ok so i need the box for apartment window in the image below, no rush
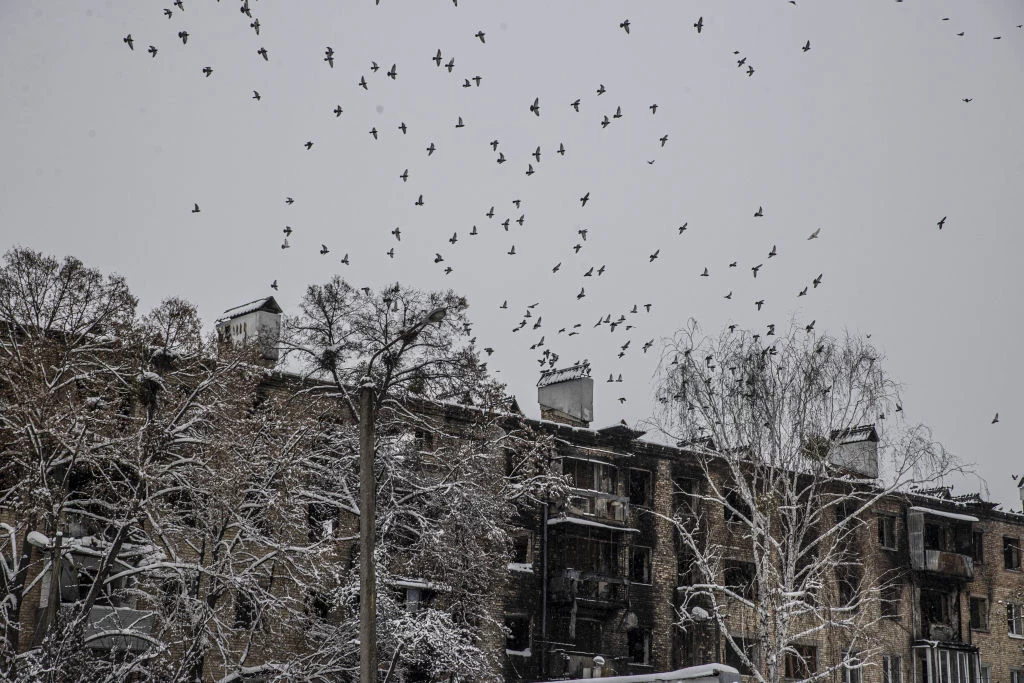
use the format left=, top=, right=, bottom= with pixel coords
left=628, top=627, right=652, bottom=665
left=1008, top=603, right=1024, bottom=636
left=881, top=582, right=902, bottom=619
left=979, top=666, right=990, bottom=683
left=724, top=637, right=760, bottom=676
left=921, top=588, right=952, bottom=625
left=970, top=597, right=989, bottom=631
left=724, top=489, right=752, bottom=525
left=1011, top=671, right=1024, bottom=683
left=971, top=532, right=984, bottom=564
left=1004, top=537, right=1021, bottom=570
left=724, top=561, right=758, bottom=601
left=629, top=546, right=652, bottom=584
left=234, top=589, right=259, bottom=629
left=628, top=469, right=652, bottom=508
left=878, top=515, right=897, bottom=550
left=674, top=476, right=697, bottom=516
left=843, top=652, right=863, bottom=683
left=575, top=618, right=603, bottom=649
left=784, top=645, right=817, bottom=679
left=836, top=565, right=862, bottom=609
left=404, top=586, right=434, bottom=613
left=307, top=503, right=337, bottom=541
left=511, top=532, right=532, bottom=564
left=505, top=615, right=530, bottom=652
left=882, top=655, right=903, bottom=683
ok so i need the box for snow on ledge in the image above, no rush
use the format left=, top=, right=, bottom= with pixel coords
left=508, top=562, right=534, bottom=573
left=506, top=648, right=532, bottom=657
left=547, top=516, right=639, bottom=533
left=909, top=506, right=979, bottom=523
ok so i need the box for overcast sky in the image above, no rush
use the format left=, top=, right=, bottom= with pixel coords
left=2, top=1, right=1022, bottom=508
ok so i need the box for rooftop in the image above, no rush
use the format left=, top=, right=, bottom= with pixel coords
left=537, top=361, right=591, bottom=388
left=216, top=296, right=282, bottom=323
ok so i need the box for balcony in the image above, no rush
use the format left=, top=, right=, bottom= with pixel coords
left=550, top=569, right=627, bottom=608
left=913, top=550, right=974, bottom=580
left=566, top=488, right=630, bottom=524
left=907, top=507, right=977, bottom=580
left=926, top=622, right=958, bottom=642
left=81, top=606, right=157, bottom=652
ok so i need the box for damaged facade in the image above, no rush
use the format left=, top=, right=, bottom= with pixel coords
left=500, top=365, right=1024, bottom=683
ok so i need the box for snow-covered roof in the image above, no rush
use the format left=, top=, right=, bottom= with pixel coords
left=536, top=664, right=740, bottom=683
left=217, top=296, right=283, bottom=323
left=830, top=424, right=878, bottom=444
left=546, top=516, right=639, bottom=533
left=537, top=362, right=591, bottom=388
left=597, top=422, right=646, bottom=441
left=909, top=506, right=979, bottom=523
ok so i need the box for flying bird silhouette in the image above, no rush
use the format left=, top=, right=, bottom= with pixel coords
left=694, top=16, right=703, bottom=33
left=191, top=203, right=200, bottom=213
left=530, top=97, right=540, bottom=116
left=937, top=216, right=946, bottom=229
left=475, top=30, right=485, bottom=43
left=124, top=34, right=134, bottom=50
left=754, top=206, right=763, bottom=217
left=325, top=47, right=334, bottom=67
left=802, top=40, right=811, bottom=52
left=580, top=192, right=590, bottom=207
left=620, top=19, right=630, bottom=33
left=808, top=228, right=820, bottom=240
left=202, top=66, right=213, bottom=77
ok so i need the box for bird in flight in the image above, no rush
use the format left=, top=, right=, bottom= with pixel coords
left=649, top=249, right=660, bottom=262
left=285, top=197, right=294, bottom=205
left=369, top=127, right=378, bottom=140
left=558, top=142, right=566, bottom=155
left=333, top=105, right=343, bottom=117
left=257, top=46, right=268, bottom=61
left=530, top=97, right=540, bottom=116
left=798, top=286, right=808, bottom=297
left=596, top=84, right=606, bottom=95
left=251, top=19, right=260, bottom=35
left=253, top=90, right=261, bottom=100
left=754, top=206, right=763, bottom=217
left=399, top=169, right=408, bottom=182
left=283, top=226, right=292, bottom=236
left=455, top=116, right=465, bottom=128
left=813, top=273, right=823, bottom=288
left=755, top=299, right=765, bottom=310
left=427, top=142, right=436, bottom=156
left=325, top=47, right=334, bottom=67
left=679, top=223, right=688, bottom=234
left=178, top=31, right=189, bottom=44
left=580, top=192, right=590, bottom=207
left=191, top=203, right=200, bottom=213
left=475, top=30, right=485, bottom=43
left=650, top=104, right=658, bottom=114
left=768, top=245, right=777, bottom=258
left=399, top=122, right=407, bottom=134
left=148, top=45, right=158, bottom=58
left=601, top=115, right=611, bottom=129
left=808, top=228, right=820, bottom=240
left=577, top=287, right=586, bottom=300
left=620, top=19, right=630, bottom=34
left=387, top=64, right=397, bottom=79
left=304, top=141, right=313, bottom=150
left=962, top=98, right=972, bottom=103
left=992, top=413, right=999, bottom=424
left=124, top=34, right=134, bottom=50
left=802, top=40, right=811, bottom=52
left=694, top=16, right=703, bottom=33
left=340, top=254, right=349, bottom=265
left=415, top=195, right=424, bottom=206
left=271, top=280, right=278, bottom=291
left=320, top=244, right=330, bottom=255
left=496, top=152, right=506, bottom=164
left=571, top=99, right=581, bottom=112
left=387, top=248, right=395, bottom=259
left=752, top=263, right=762, bottom=277
left=359, top=76, right=368, bottom=89
left=391, top=227, right=401, bottom=241
left=370, top=61, right=380, bottom=72
left=700, top=267, right=709, bottom=277
left=747, top=65, right=755, bottom=77
left=281, top=238, right=290, bottom=249
left=164, top=8, right=173, bottom=18
left=508, top=245, right=517, bottom=256
left=937, top=216, right=946, bottom=229
left=433, top=49, right=443, bottom=66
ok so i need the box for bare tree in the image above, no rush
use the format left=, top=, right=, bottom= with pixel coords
left=283, top=278, right=564, bottom=683
left=655, top=319, right=963, bottom=683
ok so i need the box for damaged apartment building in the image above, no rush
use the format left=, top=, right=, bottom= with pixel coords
left=500, top=364, right=1024, bottom=683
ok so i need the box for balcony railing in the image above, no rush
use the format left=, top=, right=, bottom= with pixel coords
left=911, top=550, right=974, bottom=580
left=550, top=569, right=628, bottom=608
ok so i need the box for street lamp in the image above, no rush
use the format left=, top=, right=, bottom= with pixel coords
left=360, top=306, right=446, bottom=683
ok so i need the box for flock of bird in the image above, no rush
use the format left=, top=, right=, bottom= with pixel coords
left=117, top=1, right=1018, bottom=423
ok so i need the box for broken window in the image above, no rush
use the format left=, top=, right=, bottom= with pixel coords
left=307, top=503, right=338, bottom=541
left=234, top=588, right=259, bottom=629
left=628, top=469, right=652, bottom=507
left=559, top=534, right=621, bottom=577
left=880, top=581, right=902, bottom=619
left=724, top=637, right=760, bottom=676
left=970, top=597, right=988, bottom=630
left=878, top=515, right=897, bottom=550
left=404, top=586, right=434, bottom=612
left=724, top=561, right=757, bottom=601
left=920, top=588, right=952, bottom=625
left=505, top=615, right=530, bottom=652
left=724, top=489, right=751, bottom=525
left=1004, top=537, right=1021, bottom=570
left=843, top=652, right=863, bottom=683
left=628, top=627, right=652, bottom=665
left=629, top=546, right=652, bottom=584
left=511, top=532, right=532, bottom=564
left=836, top=565, right=862, bottom=609
left=784, top=644, right=817, bottom=679
left=971, top=532, right=984, bottom=564
left=674, top=476, right=698, bottom=516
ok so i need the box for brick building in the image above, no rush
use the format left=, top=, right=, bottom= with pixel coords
left=499, top=366, right=1024, bottom=683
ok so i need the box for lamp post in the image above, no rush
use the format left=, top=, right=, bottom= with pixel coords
left=360, top=307, right=446, bottom=683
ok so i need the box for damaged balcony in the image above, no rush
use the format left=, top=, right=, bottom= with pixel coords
left=549, top=569, right=628, bottom=609
left=565, top=488, right=631, bottom=525
left=907, top=507, right=976, bottom=580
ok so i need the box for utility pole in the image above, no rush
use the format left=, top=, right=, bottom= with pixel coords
left=359, top=381, right=377, bottom=683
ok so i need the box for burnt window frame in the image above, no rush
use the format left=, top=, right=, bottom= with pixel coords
left=784, top=644, right=818, bottom=680
left=505, top=614, right=530, bottom=652
left=627, top=468, right=653, bottom=508
left=969, top=596, right=989, bottom=631
left=1004, top=537, right=1021, bottom=571
left=878, top=514, right=898, bottom=550
left=971, top=531, right=984, bottom=564
left=627, top=626, right=653, bottom=666
left=629, top=545, right=653, bottom=584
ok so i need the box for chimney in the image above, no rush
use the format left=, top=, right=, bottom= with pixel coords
left=538, top=362, right=593, bottom=428
left=215, top=296, right=283, bottom=364
left=827, top=424, right=879, bottom=479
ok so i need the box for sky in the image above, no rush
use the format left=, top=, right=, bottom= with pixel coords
left=1, top=1, right=1022, bottom=508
